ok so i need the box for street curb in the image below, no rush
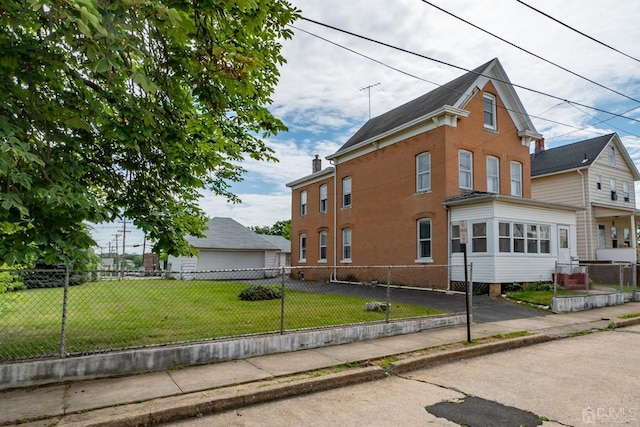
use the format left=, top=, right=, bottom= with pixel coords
left=40, top=367, right=389, bottom=427
left=613, top=316, right=640, bottom=328
left=20, top=325, right=636, bottom=427
left=388, top=334, right=555, bottom=375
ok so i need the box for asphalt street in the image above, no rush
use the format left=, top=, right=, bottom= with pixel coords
left=166, top=324, right=640, bottom=426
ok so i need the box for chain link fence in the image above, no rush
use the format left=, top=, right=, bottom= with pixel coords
left=0, top=265, right=469, bottom=362
left=554, top=262, right=638, bottom=299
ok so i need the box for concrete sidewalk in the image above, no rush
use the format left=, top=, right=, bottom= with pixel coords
left=3, top=303, right=640, bottom=427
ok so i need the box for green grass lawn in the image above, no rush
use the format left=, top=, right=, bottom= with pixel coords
left=506, top=290, right=585, bottom=306
left=507, top=283, right=636, bottom=307
left=0, top=279, right=445, bottom=360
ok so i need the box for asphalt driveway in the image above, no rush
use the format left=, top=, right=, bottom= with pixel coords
left=282, top=278, right=544, bottom=323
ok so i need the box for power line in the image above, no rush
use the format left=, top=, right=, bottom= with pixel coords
left=290, top=24, right=610, bottom=140
left=419, top=0, right=640, bottom=105
left=515, top=0, right=640, bottom=65
left=296, top=17, right=640, bottom=126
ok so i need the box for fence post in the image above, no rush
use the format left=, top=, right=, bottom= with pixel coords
left=634, top=263, right=638, bottom=301
left=60, top=268, right=70, bottom=358
left=280, top=266, right=285, bottom=334
left=619, top=263, right=624, bottom=293
left=385, top=266, right=391, bottom=323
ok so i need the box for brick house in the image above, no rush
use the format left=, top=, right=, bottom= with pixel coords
left=286, top=58, right=580, bottom=286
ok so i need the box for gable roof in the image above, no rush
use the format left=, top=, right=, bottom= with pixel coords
left=186, top=217, right=278, bottom=251
left=329, top=58, right=540, bottom=158
left=259, top=234, right=291, bottom=253
left=530, top=133, right=640, bottom=179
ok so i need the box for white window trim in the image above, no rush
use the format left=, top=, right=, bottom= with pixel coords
left=510, top=161, right=522, bottom=197
left=319, top=184, right=328, bottom=213
left=341, top=228, right=352, bottom=263
left=459, top=150, right=473, bottom=191
left=609, top=146, right=616, bottom=166
left=483, top=93, right=497, bottom=130
left=342, top=177, right=352, bottom=208
left=416, top=152, right=431, bottom=192
left=300, top=190, right=307, bottom=217
left=416, top=218, right=433, bottom=263
left=623, top=181, right=630, bottom=203
left=299, top=234, right=307, bottom=263
left=318, top=231, right=327, bottom=262
left=486, top=156, right=499, bottom=194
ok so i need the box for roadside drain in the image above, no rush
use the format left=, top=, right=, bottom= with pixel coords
left=425, top=396, right=543, bottom=426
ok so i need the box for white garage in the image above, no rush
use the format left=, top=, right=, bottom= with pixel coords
left=167, top=217, right=291, bottom=280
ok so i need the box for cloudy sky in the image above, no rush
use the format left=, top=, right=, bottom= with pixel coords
left=92, top=0, right=640, bottom=254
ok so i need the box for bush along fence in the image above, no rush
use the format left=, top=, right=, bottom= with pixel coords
left=0, top=265, right=470, bottom=362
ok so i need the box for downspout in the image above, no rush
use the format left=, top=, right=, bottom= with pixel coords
left=445, top=204, right=451, bottom=292
left=576, top=169, right=590, bottom=260
left=330, top=159, right=337, bottom=281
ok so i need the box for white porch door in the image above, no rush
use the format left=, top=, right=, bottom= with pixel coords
left=598, top=224, right=606, bottom=248
left=558, top=226, right=571, bottom=265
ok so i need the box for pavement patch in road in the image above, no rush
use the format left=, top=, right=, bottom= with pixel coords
left=425, top=396, right=543, bottom=427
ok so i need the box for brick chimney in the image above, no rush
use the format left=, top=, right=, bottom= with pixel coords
left=534, top=138, right=545, bottom=154
left=312, top=154, right=321, bottom=173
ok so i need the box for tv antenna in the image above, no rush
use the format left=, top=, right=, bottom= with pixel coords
left=360, top=82, right=381, bottom=120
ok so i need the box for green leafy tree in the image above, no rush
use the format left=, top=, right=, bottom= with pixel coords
left=249, top=219, right=290, bottom=240
left=0, top=0, right=299, bottom=266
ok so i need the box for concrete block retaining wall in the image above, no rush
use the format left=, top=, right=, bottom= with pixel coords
left=551, top=293, right=625, bottom=313
left=0, top=314, right=465, bottom=391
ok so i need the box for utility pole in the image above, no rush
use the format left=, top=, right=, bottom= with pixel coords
left=119, top=218, right=130, bottom=276
left=112, top=233, right=120, bottom=275
left=359, top=82, right=380, bottom=120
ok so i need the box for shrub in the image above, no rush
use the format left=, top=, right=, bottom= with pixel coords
left=0, top=266, right=26, bottom=316
left=238, top=285, right=283, bottom=301
left=21, top=262, right=87, bottom=289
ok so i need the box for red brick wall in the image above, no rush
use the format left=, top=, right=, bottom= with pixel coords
left=290, top=82, right=532, bottom=268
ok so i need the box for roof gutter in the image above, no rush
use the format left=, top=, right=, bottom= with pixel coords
left=327, top=105, right=469, bottom=161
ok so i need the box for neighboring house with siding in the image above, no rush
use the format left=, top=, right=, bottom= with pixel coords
left=287, top=58, right=580, bottom=287
left=168, top=217, right=291, bottom=279
left=531, top=133, right=640, bottom=262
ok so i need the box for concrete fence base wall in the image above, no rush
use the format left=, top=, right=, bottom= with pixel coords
left=0, top=314, right=465, bottom=391
left=551, top=293, right=625, bottom=313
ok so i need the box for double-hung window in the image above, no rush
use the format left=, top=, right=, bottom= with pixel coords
left=299, top=234, right=307, bottom=262
left=459, top=150, right=473, bottom=190
left=623, top=181, right=630, bottom=203
left=416, top=152, right=431, bottom=192
left=483, top=93, right=497, bottom=130
left=342, top=228, right=352, bottom=261
left=610, top=178, right=617, bottom=201
left=487, top=156, right=499, bottom=193
left=498, top=222, right=511, bottom=253
left=319, top=184, right=328, bottom=213
left=319, top=231, right=327, bottom=261
left=451, top=224, right=462, bottom=253
left=510, top=161, right=522, bottom=197
left=472, top=222, right=487, bottom=253
left=609, top=146, right=616, bottom=165
left=300, top=191, right=307, bottom=216
left=342, top=177, right=352, bottom=208
left=527, top=225, right=538, bottom=253
left=417, top=219, right=432, bottom=259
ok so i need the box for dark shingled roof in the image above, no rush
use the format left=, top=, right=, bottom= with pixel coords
left=335, top=59, right=496, bottom=153
left=530, top=134, right=614, bottom=176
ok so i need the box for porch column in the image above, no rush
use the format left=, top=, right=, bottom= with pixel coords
left=631, top=214, right=637, bottom=250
